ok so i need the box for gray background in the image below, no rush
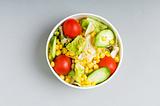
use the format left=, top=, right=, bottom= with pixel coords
left=0, top=0, right=160, bottom=106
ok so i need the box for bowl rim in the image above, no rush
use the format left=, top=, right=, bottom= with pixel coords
left=46, top=13, right=123, bottom=89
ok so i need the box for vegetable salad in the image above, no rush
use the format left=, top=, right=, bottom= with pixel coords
left=48, top=16, right=120, bottom=87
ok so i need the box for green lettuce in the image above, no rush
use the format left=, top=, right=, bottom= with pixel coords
left=87, top=17, right=107, bottom=33
left=66, top=36, right=86, bottom=55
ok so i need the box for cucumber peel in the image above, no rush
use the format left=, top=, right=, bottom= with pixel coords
left=49, top=36, right=56, bottom=60
left=88, top=67, right=111, bottom=84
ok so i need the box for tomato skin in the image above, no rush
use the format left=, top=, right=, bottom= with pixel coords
left=53, top=55, right=71, bottom=75
left=98, top=56, right=117, bottom=74
left=63, top=18, right=82, bottom=38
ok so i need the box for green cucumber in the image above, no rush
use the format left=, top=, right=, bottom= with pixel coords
left=95, top=29, right=114, bottom=47
left=88, top=67, right=111, bottom=84
left=49, top=36, right=56, bottom=60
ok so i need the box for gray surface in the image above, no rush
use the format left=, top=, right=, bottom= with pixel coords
left=0, top=0, right=160, bottom=106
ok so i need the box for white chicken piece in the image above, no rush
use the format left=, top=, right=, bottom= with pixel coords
left=78, top=34, right=96, bottom=62
left=85, top=22, right=95, bottom=36
left=111, top=46, right=119, bottom=58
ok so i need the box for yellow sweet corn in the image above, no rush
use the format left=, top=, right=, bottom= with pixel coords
left=93, top=64, right=99, bottom=70
left=56, top=45, right=59, bottom=50
left=59, top=75, right=65, bottom=80
left=88, top=62, right=94, bottom=69
left=56, top=39, right=60, bottom=44
left=91, top=82, right=96, bottom=86
left=50, top=61, right=55, bottom=67
left=69, top=51, right=75, bottom=57
left=105, top=50, right=111, bottom=57
left=65, top=51, right=70, bottom=56
left=109, top=39, right=115, bottom=45
left=82, top=74, right=87, bottom=80
left=100, top=53, right=105, bottom=58
left=102, top=36, right=107, bottom=41
left=65, top=76, right=71, bottom=83
left=115, top=55, right=120, bottom=62
left=96, top=59, right=100, bottom=63
left=85, top=67, right=89, bottom=74
left=89, top=69, right=93, bottom=73
left=91, top=31, right=96, bottom=37
left=56, top=50, right=61, bottom=56
left=48, top=53, right=52, bottom=61
left=59, top=44, right=63, bottom=49
left=62, top=48, right=67, bottom=54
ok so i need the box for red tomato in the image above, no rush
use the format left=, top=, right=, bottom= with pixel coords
left=53, top=55, right=71, bottom=75
left=98, top=56, right=117, bottom=74
left=63, top=18, right=82, bottom=38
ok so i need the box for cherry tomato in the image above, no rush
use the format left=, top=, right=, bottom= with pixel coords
left=53, top=55, right=71, bottom=75
left=63, top=18, right=82, bottom=38
left=98, top=56, right=117, bottom=74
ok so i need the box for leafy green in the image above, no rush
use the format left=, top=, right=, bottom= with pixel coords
left=74, top=63, right=84, bottom=83
left=66, top=36, right=86, bottom=55
left=87, top=17, right=107, bottom=33
left=68, top=70, right=75, bottom=78
left=81, top=18, right=89, bottom=30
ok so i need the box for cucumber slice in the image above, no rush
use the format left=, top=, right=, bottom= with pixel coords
left=88, top=67, right=110, bottom=84
left=95, top=29, right=114, bottom=47
left=49, top=36, right=56, bottom=60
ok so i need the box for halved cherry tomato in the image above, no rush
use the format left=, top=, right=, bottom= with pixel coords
left=53, top=55, right=71, bottom=75
left=63, top=18, right=82, bottom=38
left=98, top=56, right=117, bottom=74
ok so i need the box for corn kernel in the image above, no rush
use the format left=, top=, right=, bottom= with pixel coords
left=91, top=82, right=96, bottom=86
left=56, top=39, right=60, bottom=45
left=96, top=59, right=100, bottom=63
left=65, top=76, right=71, bottom=83
left=115, top=55, right=120, bottom=62
left=81, top=77, right=85, bottom=82
left=84, top=80, right=91, bottom=85
left=88, top=62, right=94, bottom=69
left=69, top=51, right=75, bottom=56
left=100, top=53, right=105, bottom=58
left=85, top=67, right=89, bottom=74
left=50, top=61, right=55, bottom=67
left=91, top=31, right=96, bottom=37
left=65, top=51, right=70, bottom=56
left=56, top=50, right=61, bottom=56
left=60, top=75, right=65, bottom=80
left=109, top=39, right=115, bottom=45
left=102, top=36, right=107, bottom=41
left=62, top=48, right=67, bottom=54
left=56, top=45, right=59, bottom=50
left=82, top=74, right=87, bottom=80
left=105, top=51, right=111, bottom=57
left=89, top=69, right=93, bottom=73
left=48, top=53, right=52, bottom=61
left=82, top=59, right=87, bottom=64
left=93, top=64, right=99, bottom=70
left=59, top=44, right=63, bottom=49
left=93, top=60, right=97, bottom=64
left=74, top=56, right=78, bottom=60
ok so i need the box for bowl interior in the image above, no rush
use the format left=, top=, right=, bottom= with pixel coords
left=46, top=13, right=123, bottom=89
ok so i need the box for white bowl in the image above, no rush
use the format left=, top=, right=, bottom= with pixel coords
left=46, top=13, right=123, bottom=89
